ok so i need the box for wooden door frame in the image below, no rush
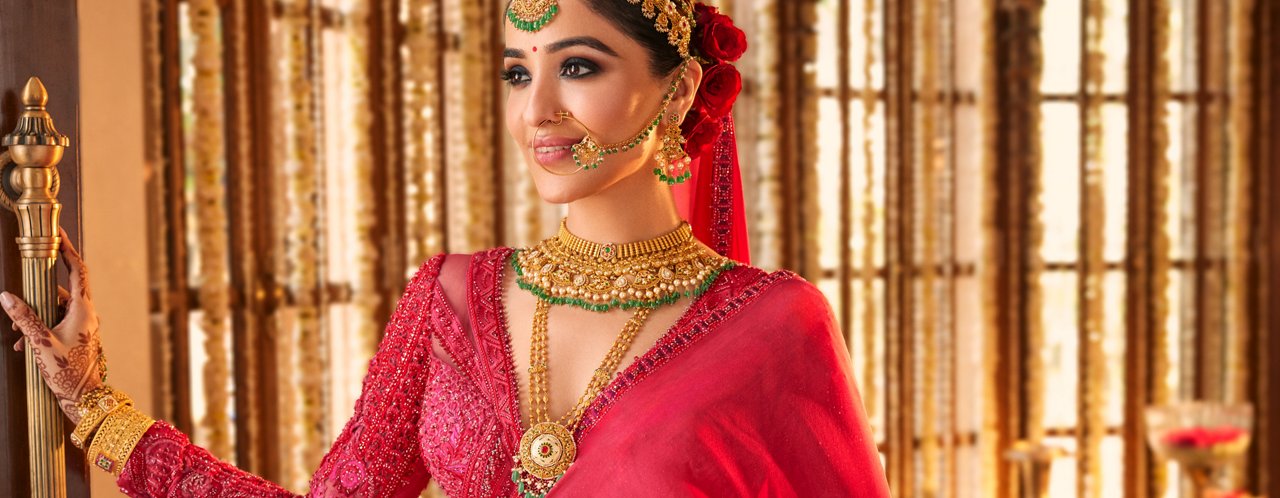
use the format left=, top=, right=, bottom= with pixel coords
left=1256, top=0, right=1280, bottom=494
left=0, top=0, right=89, bottom=496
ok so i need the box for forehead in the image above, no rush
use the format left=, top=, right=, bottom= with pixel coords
left=504, top=0, right=638, bottom=53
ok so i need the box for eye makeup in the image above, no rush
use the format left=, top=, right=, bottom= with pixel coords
left=500, top=56, right=602, bottom=86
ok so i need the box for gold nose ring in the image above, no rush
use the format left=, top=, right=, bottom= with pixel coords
left=554, top=111, right=572, bottom=121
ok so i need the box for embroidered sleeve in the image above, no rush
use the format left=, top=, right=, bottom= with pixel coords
left=117, top=255, right=445, bottom=497
left=116, top=422, right=295, bottom=497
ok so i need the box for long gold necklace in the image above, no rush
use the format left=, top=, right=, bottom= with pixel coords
left=510, top=221, right=733, bottom=497
left=511, top=301, right=651, bottom=497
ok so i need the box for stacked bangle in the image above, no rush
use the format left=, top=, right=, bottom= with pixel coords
left=71, top=385, right=132, bottom=449
left=86, top=405, right=155, bottom=476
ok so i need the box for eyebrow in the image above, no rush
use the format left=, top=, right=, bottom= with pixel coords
left=547, top=36, right=618, bottom=56
left=502, top=36, right=620, bottom=59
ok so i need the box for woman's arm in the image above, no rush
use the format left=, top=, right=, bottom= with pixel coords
left=116, top=254, right=445, bottom=497
left=3, top=235, right=443, bottom=497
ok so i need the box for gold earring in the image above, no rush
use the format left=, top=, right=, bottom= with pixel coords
left=654, top=112, right=691, bottom=185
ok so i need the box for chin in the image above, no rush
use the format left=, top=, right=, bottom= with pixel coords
left=529, top=173, right=611, bottom=204
left=531, top=181, right=580, bottom=205
left=526, top=159, right=637, bottom=204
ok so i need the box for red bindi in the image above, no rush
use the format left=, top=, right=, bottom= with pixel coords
left=532, top=46, right=538, bottom=52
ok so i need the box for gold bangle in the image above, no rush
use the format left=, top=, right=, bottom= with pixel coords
left=76, top=385, right=116, bottom=414
left=72, top=385, right=133, bottom=449
left=86, top=405, right=155, bottom=476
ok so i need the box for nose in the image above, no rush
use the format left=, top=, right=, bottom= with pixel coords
left=521, top=74, right=565, bottom=131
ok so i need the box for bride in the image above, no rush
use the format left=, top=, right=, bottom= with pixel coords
left=4, top=0, right=889, bottom=496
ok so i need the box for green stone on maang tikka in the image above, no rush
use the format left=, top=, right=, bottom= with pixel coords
left=507, top=3, right=558, bottom=33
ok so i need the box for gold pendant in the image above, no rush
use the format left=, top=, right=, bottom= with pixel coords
left=512, top=422, right=576, bottom=497
left=519, top=422, right=576, bottom=478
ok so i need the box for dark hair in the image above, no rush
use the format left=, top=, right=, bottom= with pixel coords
left=583, top=1, right=685, bottom=76
left=505, top=0, right=686, bottom=77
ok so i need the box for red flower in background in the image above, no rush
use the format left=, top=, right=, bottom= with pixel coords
left=1161, top=425, right=1247, bottom=448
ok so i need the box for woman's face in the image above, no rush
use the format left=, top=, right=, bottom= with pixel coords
left=503, top=0, right=698, bottom=204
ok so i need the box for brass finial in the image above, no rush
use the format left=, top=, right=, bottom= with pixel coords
left=22, top=76, right=49, bottom=107
left=1, top=77, right=69, bottom=147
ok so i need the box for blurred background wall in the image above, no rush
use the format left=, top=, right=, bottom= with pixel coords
left=78, top=1, right=151, bottom=497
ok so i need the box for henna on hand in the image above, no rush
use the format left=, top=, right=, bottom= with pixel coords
left=0, top=231, right=107, bottom=423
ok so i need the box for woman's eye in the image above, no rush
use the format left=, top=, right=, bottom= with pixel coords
left=501, top=67, right=531, bottom=86
left=560, top=58, right=599, bottom=79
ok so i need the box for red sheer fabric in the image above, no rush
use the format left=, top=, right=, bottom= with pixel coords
left=673, top=115, right=751, bottom=265
left=117, top=249, right=887, bottom=497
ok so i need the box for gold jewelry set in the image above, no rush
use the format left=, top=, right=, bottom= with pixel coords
left=518, top=0, right=698, bottom=185
left=509, top=2, right=715, bottom=495
left=71, top=385, right=156, bottom=476
left=510, top=220, right=733, bottom=497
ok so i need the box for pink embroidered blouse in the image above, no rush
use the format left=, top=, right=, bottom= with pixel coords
left=115, top=248, right=889, bottom=497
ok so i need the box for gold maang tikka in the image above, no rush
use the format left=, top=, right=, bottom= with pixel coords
left=508, top=1, right=695, bottom=59
left=508, top=0, right=560, bottom=32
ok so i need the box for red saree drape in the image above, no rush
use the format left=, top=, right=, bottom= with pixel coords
left=116, top=249, right=888, bottom=497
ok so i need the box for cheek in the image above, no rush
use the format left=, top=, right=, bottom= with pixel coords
left=505, top=90, right=526, bottom=144
left=570, top=86, right=646, bottom=142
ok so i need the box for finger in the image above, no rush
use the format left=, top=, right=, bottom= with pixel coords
left=58, top=229, right=90, bottom=301
left=0, top=292, right=55, bottom=346
left=57, top=286, right=70, bottom=307
left=58, top=227, right=83, bottom=263
left=13, top=338, right=22, bottom=352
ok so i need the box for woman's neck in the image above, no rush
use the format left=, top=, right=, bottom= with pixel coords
left=564, top=170, right=682, bottom=244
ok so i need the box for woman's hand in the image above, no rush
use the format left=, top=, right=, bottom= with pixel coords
left=1, top=228, right=104, bottom=424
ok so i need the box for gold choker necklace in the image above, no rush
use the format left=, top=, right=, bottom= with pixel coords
left=512, top=220, right=735, bottom=312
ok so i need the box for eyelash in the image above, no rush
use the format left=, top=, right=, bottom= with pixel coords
left=500, top=67, right=530, bottom=86
left=500, top=58, right=600, bottom=87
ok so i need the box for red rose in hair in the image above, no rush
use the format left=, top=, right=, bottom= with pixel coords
left=685, top=117, right=720, bottom=158
left=695, top=63, right=742, bottom=119
left=694, top=4, right=747, bottom=63
left=681, top=106, right=709, bottom=137
left=680, top=106, right=713, bottom=158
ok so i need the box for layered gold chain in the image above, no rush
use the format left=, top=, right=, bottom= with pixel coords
left=528, top=299, right=652, bottom=429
